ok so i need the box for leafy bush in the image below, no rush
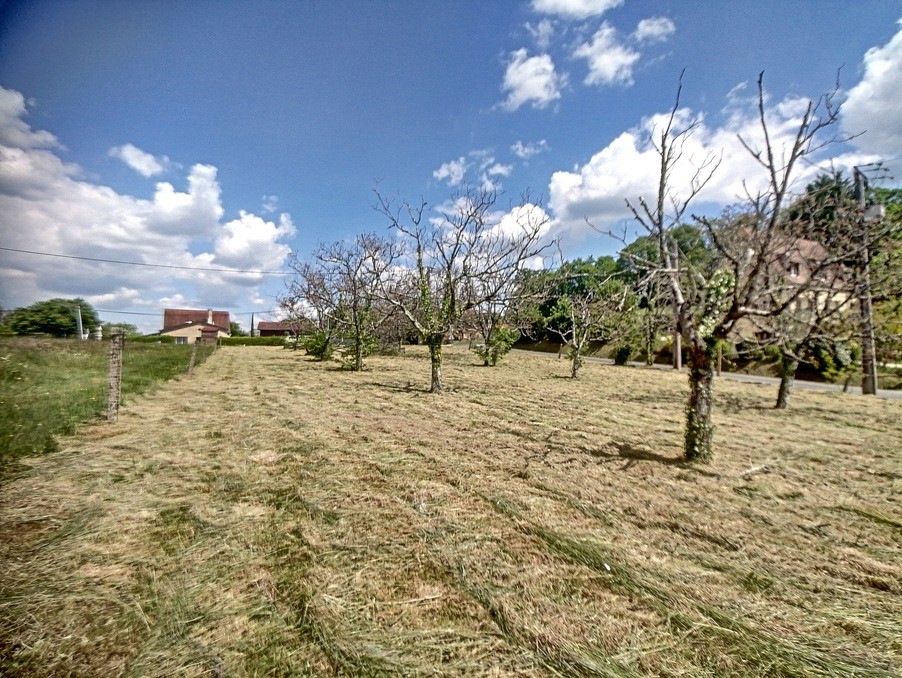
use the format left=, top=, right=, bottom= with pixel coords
left=473, top=327, right=519, bottom=366
left=613, top=344, right=633, bottom=365
left=809, top=339, right=861, bottom=382
left=302, top=331, right=333, bottom=361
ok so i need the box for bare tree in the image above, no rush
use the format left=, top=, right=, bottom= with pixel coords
left=629, top=73, right=844, bottom=462
left=284, top=233, right=397, bottom=369
left=374, top=186, right=553, bottom=392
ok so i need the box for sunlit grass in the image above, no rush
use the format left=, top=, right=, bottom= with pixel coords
left=0, top=346, right=899, bottom=676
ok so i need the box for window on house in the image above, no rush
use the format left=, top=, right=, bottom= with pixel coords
left=787, top=262, right=800, bottom=277
left=175, top=337, right=188, bottom=344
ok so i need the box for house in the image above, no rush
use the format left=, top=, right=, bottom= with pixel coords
left=733, top=234, right=852, bottom=344
left=257, top=319, right=312, bottom=337
left=160, top=308, right=231, bottom=344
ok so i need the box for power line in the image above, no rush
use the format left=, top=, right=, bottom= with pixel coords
left=95, top=308, right=281, bottom=317
left=0, top=246, right=291, bottom=275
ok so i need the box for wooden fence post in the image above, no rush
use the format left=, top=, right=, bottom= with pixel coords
left=107, top=329, right=124, bottom=422
left=188, top=342, right=198, bottom=375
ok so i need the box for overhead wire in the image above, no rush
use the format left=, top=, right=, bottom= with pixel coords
left=0, top=246, right=291, bottom=275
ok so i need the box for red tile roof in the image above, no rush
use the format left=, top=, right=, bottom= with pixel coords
left=162, top=308, right=230, bottom=333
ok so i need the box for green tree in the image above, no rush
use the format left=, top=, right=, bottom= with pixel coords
left=7, top=298, right=100, bottom=337
left=534, top=257, right=637, bottom=378
left=229, top=321, right=248, bottom=337
left=102, top=322, right=139, bottom=337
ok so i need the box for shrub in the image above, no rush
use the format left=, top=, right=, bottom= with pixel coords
left=613, top=344, right=633, bottom=365
left=809, top=339, right=861, bottom=382
left=302, top=331, right=333, bottom=361
left=473, top=327, right=519, bottom=366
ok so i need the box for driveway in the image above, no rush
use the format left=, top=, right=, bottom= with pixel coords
left=513, top=349, right=902, bottom=400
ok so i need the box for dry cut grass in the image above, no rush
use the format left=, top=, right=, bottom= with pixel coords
left=1, top=346, right=900, bottom=676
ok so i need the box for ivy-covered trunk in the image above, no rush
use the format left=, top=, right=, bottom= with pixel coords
left=427, top=335, right=443, bottom=393
left=570, top=344, right=582, bottom=379
left=353, top=335, right=364, bottom=372
left=684, top=339, right=715, bottom=463
left=775, top=351, right=798, bottom=410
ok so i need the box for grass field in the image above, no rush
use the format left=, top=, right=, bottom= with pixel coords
left=0, top=345, right=899, bottom=676
left=0, top=337, right=214, bottom=474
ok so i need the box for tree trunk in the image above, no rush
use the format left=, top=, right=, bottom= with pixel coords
left=570, top=345, right=582, bottom=379
left=428, top=337, right=443, bottom=393
left=354, top=338, right=364, bottom=372
left=775, top=352, right=798, bottom=410
left=684, top=339, right=715, bottom=463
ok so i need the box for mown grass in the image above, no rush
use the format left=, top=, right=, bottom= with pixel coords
left=0, top=345, right=899, bottom=676
left=0, top=337, right=214, bottom=474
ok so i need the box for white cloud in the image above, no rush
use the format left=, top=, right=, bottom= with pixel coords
left=500, top=49, right=564, bottom=111
left=485, top=162, right=513, bottom=177
left=547, top=92, right=874, bottom=241
left=433, top=156, right=469, bottom=186
left=511, top=139, right=550, bottom=159
left=843, top=20, right=902, bottom=159
left=573, top=23, right=640, bottom=86
left=261, top=194, right=279, bottom=213
left=0, top=87, right=58, bottom=149
left=108, top=143, right=168, bottom=177
left=214, top=211, right=295, bottom=273
left=496, top=202, right=552, bottom=240
left=0, top=87, right=295, bottom=331
left=632, top=17, right=675, bottom=43
left=531, top=0, right=622, bottom=20
left=526, top=19, right=556, bottom=50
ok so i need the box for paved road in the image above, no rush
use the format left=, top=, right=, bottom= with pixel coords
left=513, top=349, right=902, bottom=400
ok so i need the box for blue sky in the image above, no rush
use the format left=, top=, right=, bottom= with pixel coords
left=1, top=0, right=901, bottom=333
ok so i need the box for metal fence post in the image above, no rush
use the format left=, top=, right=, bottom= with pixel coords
left=107, top=329, right=124, bottom=422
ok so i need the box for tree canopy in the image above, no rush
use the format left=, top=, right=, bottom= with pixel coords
left=5, top=298, right=100, bottom=337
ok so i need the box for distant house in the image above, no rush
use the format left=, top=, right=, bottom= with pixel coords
left=733, top=235, right=851, bottom=343
left=257, top=319, right=312, bottom=337
left=160, top=308, right=231, bottom=344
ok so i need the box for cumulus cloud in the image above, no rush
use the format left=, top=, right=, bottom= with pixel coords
left=632, top=17, right=675, bottom=43
left=547, top=91, right=874, bottom=240
left=531, top=0, right=622, bottom=20
left=495, top=202, right=552, bottom=240
left=843, top=20, right=902, bottom=159
left=214, top=211, right=295, bottom=272
left=0, top=87, right=58, bottom=149
left=573, top=23, right=640, bottom=86
left=500, top=49, right=564, bottom=111
left=108, top=143, right=168, bottom=177
left=433, top=156, right=469, bottom=186
left=0, top=87, right=295, bottom=330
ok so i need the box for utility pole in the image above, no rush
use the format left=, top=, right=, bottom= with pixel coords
left=671, top=242, right=681, bottom=370
left=74, top=305, right=84, bottom=340
left=853, top=167, right=879, bottom=395
left=251, top=312, right=255, bottom=338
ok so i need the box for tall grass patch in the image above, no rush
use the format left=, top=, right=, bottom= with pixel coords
left=0, top=337, right=213, bottom=472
